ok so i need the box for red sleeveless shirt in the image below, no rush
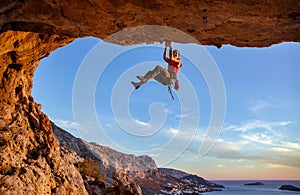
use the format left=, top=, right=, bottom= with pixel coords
left=167, top=59, right=182, bottom=76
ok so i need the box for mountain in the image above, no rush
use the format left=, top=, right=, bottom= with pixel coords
left=160, top=168, right=224, bottom=190
left=52, top=122, right=143, bottom=194
left=159, top=168, right=190, bottom=179
left=180, top=174, right=224, bottom=189
left=53, top=122, right=157, bottom=174
left=52, top=122, right=224, bottom=194
left=88, top=142, right=157, bottom=174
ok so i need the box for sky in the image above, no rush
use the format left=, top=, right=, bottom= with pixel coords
left=32, top=37, right=300, bottom=180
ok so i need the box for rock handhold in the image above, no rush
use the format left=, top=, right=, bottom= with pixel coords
left=29, top=112, right=40, bottom=128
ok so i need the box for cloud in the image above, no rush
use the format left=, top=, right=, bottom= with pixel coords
left=271, top=147, right=293, bottom=153
left=235, top=159, right=245, bottom=162
left=248, top=100, right=272, bottom=114
left=207, top=139, right=246, bottom=159
left=223, top=120, right=292, bottom=133
left=180, top=119, right=300, bottom=168
left=53, top=119, right=79, bottom=130
left=282, top=141, right=300, bottom=150
left=134, top=119, right=151, bottom=127
left=265, top=163, right=285, bottom=168
left=204, top=133, right=300, bottom=168
left=215, top=164, right=225, bottom=168
left=148, top=153, right=160, bottom=157
left=106, top=123, right=112, bottom=128
left=238, top=164, right=254, bottom=168
left=149, top=142, right=163, bottom=147
left=52, top=118, right=102, bottom=136
left=175, top=107, right=198, bottom=120
left=210, top=146, right=300, bottom=168
left=165, top=104, right=178, bottom=115
left=164, top=126, right=202, bottom=141
left=52, top=118, right=95, bottom=137
left=167, top=128, right=179, bottom=135
left=241, top=133, right=273, bottom=145
left=260, top=145, right=300, bottom=168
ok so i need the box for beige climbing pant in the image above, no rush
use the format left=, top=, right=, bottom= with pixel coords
left=145, top=65, right=176, bottom=86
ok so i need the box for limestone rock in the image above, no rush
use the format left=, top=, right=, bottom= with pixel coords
left=52, top=123, right=145, bottom=195
left=0, top=31, right=85, bottom=194
left=1, top=0, right=300, bottom=47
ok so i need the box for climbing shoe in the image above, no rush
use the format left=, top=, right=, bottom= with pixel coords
left=131, top=81, right=141, bottom=89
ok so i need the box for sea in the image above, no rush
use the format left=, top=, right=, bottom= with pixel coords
left=206, top=180, right=300, bottom=195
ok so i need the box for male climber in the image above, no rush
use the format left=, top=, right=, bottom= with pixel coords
left=131, top=41, right=182, bottom=90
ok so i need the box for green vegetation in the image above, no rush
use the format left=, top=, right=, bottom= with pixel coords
left=77, top=158, right=106, bottom=182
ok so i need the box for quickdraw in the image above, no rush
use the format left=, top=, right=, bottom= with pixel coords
left=168, top=86, right=174, bottom=100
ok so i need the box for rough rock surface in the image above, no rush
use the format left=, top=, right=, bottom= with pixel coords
left=52, top=122, right=143, bottom=195
left=88, top=143, right=157, bottom=175
left=0, top=0, right=300, bottom=194
left=1, top=0, right=300, bottom=47
left=160, top=168, right=224, bottom=189
left=52, top=122, right=157, bottom=175
left=159, top=168, right=190, bottom=179
left=0, top=31, right=87, bottom=194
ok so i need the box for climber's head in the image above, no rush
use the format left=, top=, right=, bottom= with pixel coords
left=173, top=50, right=179, bottom=58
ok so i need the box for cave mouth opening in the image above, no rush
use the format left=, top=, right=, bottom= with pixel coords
left=32, top=37, right=300, bottom=157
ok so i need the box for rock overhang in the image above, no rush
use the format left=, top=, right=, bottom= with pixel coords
left=1, top=0, right=300, bottom=47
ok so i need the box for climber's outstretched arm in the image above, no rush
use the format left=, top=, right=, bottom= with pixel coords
left=163, top=47, right=169, bottom=62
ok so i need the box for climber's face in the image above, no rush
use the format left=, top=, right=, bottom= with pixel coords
left=173, top=51, right=178, bottom=58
